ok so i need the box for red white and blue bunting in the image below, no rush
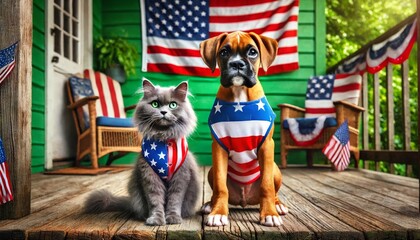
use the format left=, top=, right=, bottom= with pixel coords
left=336, top=18, right=417, bottom=74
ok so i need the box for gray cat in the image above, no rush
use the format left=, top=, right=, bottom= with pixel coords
left=84, top=79, right=200, bottom=226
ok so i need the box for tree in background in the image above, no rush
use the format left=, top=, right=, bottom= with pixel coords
left=326, top=0, right=418, bottom=177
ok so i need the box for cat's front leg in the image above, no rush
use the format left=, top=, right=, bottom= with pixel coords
left=165, top=166, right=190, bottom=224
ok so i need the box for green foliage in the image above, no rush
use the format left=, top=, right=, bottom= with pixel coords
left=95, top=37, right=139, bottom=76
left=326, top=0, right=418, bottom=177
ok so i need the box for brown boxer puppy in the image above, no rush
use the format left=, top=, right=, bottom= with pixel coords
left=200, top=31, right=288, bottom=227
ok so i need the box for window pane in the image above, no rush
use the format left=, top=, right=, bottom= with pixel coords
left=72, top=20, right=78, bottom=38
left=54, top=29, right=61, bottom=54
left=54, top=7, right=60, bottom=26
left=64, top=14, right=70, bottom=33
left=72, top=0, right=79, bottom=19
left=64, top=0, right=70, bottom=13
left=54, top=0, right=61, bottom=6
left=64, top=34, right=70, bottom=59
left=72, top=39, right=79, bottom=63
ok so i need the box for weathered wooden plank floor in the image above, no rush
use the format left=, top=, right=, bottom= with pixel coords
left=0, top=166, right=419, bottom=240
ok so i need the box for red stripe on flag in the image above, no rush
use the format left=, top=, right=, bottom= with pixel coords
left=209, top=1, right=298, bottom=23
left=219, top=136, right=263, bottom=152
left=333, top=83, right=361, bottom=93
left=94, top=72, right=108, bottom=116
left=263, top=62, right=299, bottom=75
left=148, top=46, right=201, bottom=57
left=305, top=108, right=336, bottom=114
left=148, top=64, right=219, bottom=77
left=105, top=75, right=120, bottom=118
left=210, top=0, right=281, bottom=7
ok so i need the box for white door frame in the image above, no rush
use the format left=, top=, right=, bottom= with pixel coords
left=44, top=0, right=93, bottom=170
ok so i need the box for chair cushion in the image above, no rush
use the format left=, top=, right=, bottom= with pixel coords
left=69, top=76, right=95, bottom=131
left=96, top=117, right=135, bottom=128
left=83, top=69, right=126, bottom=118
left=283, top=117, right=337, bottom=133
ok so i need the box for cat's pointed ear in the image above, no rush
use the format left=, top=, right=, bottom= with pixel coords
left=174, top=81, right=188, bottom=101
left=142, top=78, right=156, bottom=98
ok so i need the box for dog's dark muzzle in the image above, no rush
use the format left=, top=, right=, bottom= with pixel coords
left=220, top=59, right=256, bottom=88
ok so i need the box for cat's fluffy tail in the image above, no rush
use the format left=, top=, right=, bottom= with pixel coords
left=84, top=189, right=130, bottom=213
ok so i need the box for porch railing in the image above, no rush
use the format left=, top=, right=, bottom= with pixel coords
left=327, top=14, right=419, bottom=177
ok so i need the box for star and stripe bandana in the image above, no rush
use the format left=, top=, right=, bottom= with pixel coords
left=322, top=120, right=351, bottom=171
left=0, top=137, right=13, bottom=204
left=141, top=0, right=300, bottom=76
left=142, top=137, right=188, bottom=180
left=208, top=97, right=275, bottom=185
left=0, top=42, right=18, bottom=85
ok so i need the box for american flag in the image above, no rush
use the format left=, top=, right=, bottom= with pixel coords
left=0, top=42, right=18, bottom=85
left=142, top=137, right=188, bottom=180
left=208, top=97, right=275, bottom=185
left=140, top=0, right=299, bottom=76
left=322, top=120, right=350, bottom=171
left=0, top=137, right=13, bottom=204
left=305, top=73, right=361, bottom=118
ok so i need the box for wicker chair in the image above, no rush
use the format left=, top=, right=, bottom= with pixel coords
left=278, top=73, right=364, bottom=168
left=66, top=69, right=141, bottom=168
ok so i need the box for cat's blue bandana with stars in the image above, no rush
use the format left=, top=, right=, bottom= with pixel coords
left=142, top=137, right=188, bottom=181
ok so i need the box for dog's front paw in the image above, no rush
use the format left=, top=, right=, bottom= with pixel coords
left=276, top=204, right=289, bottom=215
left=201, top=201, right=212, bottom=214
left=206, top=214, right=229, bottom=226
left=260, top=215, right=283, bottom=227
left=166, top=213, right=182, bottom=225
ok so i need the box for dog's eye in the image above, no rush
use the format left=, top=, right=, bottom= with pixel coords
left=248, top=48, right=258, bottom=58
left=219, top=49, right=229, bottom=57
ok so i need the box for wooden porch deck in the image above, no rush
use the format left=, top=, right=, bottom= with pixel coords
left=0, top=166, right=419, bottom=240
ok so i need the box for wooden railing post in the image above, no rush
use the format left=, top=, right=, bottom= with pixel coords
left=386, top=64, right=395, bottom=174
left=0, top=0, right=32, bottom=219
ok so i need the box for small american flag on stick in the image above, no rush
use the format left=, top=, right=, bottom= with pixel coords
left=0, top=137, right=13, bottom=204
left=322, top=120, right=351, bottom=171
left=0, top=42, right=18, bottom=85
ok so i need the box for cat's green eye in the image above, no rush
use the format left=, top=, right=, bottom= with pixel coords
left=169, top=102, right=178, bottom=109
left=151, top=101, right=160, bottom=108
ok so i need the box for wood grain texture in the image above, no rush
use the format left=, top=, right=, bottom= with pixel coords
left=0, top=0, right=33, bottom=219
left=0, top=167, right=419, bottom=239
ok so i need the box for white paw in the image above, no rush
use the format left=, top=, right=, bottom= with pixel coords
left=201, top=202, right=212, bottom=214
left=260, top=215, right=283, bottom=227
left=276, top=204, right=289, bottom=215
left=206, top=214, right=229, bottom=226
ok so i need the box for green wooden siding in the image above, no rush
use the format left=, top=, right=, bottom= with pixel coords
left=100, top=0, right=326, bottom=165
left=32, top=0, right=46, bottom=173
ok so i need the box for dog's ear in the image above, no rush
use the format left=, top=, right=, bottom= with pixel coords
left=200, top=33, right=228, bottom=72
left=249, top=32, right=278, bottom=72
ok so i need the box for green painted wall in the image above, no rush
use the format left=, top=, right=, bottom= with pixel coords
left=101, top=0, right=326, bottom=165
left=32, top=0, right=46, bottom=173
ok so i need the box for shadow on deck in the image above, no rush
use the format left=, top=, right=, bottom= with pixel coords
left=0, top=166, right=419, bottom=240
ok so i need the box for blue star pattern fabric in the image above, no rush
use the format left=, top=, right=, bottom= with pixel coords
left=208, top=97, right=275, bottom=185
left=142, top=137, right=188, bottom=181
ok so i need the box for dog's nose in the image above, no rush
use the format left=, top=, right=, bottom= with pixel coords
left=229, top=60, right=246, bottom=70
left=160, top=111, right=167, bottom=115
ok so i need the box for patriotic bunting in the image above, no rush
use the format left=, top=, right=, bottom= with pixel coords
left=323, top=120, right=351, bottom=171
left=0, top=137, right=13, bottom=205
left=140, top=0, right=300, bottom=77
left=336, top=18, right=417, bottom=74
left=0, top=42, right=18, bottom=85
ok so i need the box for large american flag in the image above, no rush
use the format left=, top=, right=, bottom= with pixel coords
left=322, top=120, right=350, bottom=171
left=208, top=97, right=275, bottom=185
left=0, top=138, right=13, bottom=204
left=0, top=42, right=17, bottom=85
left=140, top=0, right=299, bottom=76
left=142, top=137, right=188, bottom=180
left=305, top=73, right=362, bottom=118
